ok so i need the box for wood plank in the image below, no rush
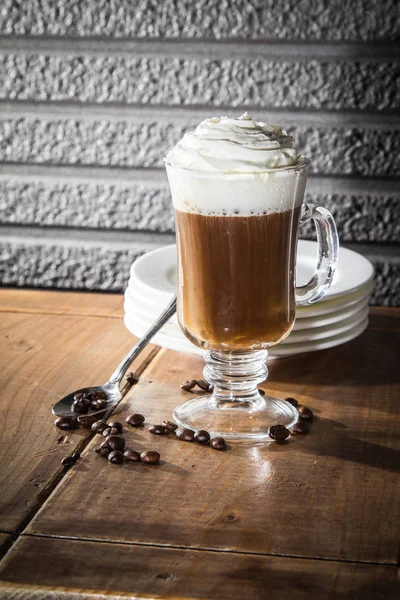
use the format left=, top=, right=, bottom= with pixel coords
left=0, top=534, right=15, bottom=560
left=0, top=536, right=398, bottom=600
left=0, top=309, right=157, bottom=534
left=26, top=312, right=400, bottom=564
left=0, top=289, right=124, bottom=318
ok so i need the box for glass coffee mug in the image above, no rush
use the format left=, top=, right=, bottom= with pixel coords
left=166, top=158, right=339, bottom=440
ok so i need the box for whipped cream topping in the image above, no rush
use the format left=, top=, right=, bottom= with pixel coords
left=165, top=113, right=308, bottom=216
left=165, top=113, right=301, bottom=173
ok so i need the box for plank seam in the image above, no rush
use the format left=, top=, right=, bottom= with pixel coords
left=19, top=531, right=398, bottom=567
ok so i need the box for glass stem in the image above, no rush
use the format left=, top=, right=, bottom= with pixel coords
left=203, top=350, right=268, bottom=404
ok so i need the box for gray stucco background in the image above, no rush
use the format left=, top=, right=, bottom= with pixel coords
left=0, top=0, right=399, bottom=305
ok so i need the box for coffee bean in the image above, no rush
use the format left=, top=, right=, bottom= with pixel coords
left=102, top=427, right=120, bottom=437
left=268, top=424, right=290, bottom=441
left=210, top=437, right=226, bottom=450
left=162, top=420, right=178, bottom=432
left=85, top=389, right=97, bottom=401
left=180, top=379, right=197, bottom=391
left=194, top=430, right=210, bottom=444
left=140, top=450, right=160, bottom=465
left=71, top=452, right=81, bottom=460
left=176, top=428, right=195, bottom=442
left=298, top=407, right=314, bottom=421
left=285, top=397, right=299, bottom=408
left=94, top=446, right=110, bottom=458
left=258, top=389, right=266, bottom=396
left=197, top=380, right=213, bottom=392
left=95, top=390, right=108, bottom=400
left=91, top=420, right=108, bottom=434
left=149, top=424, right=167, bottom=436
left=125, top=371, right=138, bottom=385
left=77, top=414, right=98, bottom=429
left=291, top=421, right=309, bottom=435
left=108, top=450, right=123, bottom=464
left=105, top=435, right=125, bottom=451
left=74, top=392, right=84, bottom=401
left=91, top=397, right=107, bottom=411
left=124, top=449, right=141, bottom=462
left=55, top=416, right=78, bottom=430
left=108, top=421, right=123, bottom=433
left=72, top=397, right=91, bottom=413
left=126, top=413, right=145, bottom=427
left=100, top=440, right=111, bottom=450
left=61, top=456, right=76, bottom=467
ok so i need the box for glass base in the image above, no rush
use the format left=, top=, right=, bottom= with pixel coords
left=173, top=394, right=298, bottom=441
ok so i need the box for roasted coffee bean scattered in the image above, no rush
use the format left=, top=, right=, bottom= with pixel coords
left=71, top=452, right=81, bottom=460
left=210, top=437, right=226, bottom=450
left=197, top=379, right=214, bottom=392
left=162, top=420, right=178, bottom=432
left=108, top=450, right=123, bottom=464
left=61, top=456, right=76, bottom=467
left=102, top=427, right=120, bottom=437
left=194, top=430, right=210, bottom=444
left=176, top=428, right=195, bottom=442
left=285, top=397, right=299, bottom=407
left=91, top=397, right=107, bottom=411
left=91, top=420, right=108, bottom=433
left=124, top=449, right=141, bottom=462
left=291, top=421, right=309, bottom=435
left=298, top=407, right=314, bottom=421
left=55, top=416, right=78, bottom=430
left=126, top=413, right=145, bottom=427
left=125, top=372, right=138, bottom=385
left=108, top=421, right=123, bottom=433
left=94, top=446, right=110, bottom=458
left=77, top=414, right=98, bottom=429
left=180, top=379, right=197, bottom=391
left=258, top=389, right=266, bottom=396
left=105, top=435, right=125, bottom=451
left=268, top=424, right=290, bottom=441
left=149, top=424, right=167, bottom=436
left=140, top=450, right=160, bottom=465
left=100, top=440, right=111, bottom=450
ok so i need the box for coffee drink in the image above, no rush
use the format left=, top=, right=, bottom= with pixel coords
left=166, top=113, right=308, bottom=351
left=175, top=207, right=301, bottom=350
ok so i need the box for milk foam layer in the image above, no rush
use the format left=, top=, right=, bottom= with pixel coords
left=165, top=113, right=308, bottom=216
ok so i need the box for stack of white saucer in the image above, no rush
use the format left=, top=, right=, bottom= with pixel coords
left=124, top=241, right=373, bottom=359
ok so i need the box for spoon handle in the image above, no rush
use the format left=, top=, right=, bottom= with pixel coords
left=108, top=296, right=177, bottom=385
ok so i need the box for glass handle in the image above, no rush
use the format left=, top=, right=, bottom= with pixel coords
left=295, top=202, right=339, bottom=306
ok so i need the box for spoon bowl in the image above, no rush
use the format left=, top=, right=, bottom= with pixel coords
left=52, top=382, right=122, bottom=419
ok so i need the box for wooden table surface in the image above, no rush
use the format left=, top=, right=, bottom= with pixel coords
left=0, top=289, right=399, bottom=599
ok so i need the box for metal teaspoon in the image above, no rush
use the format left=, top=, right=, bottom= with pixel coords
left=52, top=296, right=177, bottom=418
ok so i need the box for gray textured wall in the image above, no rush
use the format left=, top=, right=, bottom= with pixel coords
left=0, top=0, right=399, bottom=305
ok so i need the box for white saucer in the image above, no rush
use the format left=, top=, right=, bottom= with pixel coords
left=124, top=312, right=369, bottom=360
left=130, top=241, right=374, bottom=306
left=124, top=240, right=373, bottom=360
left=124, top=285, right=370, bottom=331
left=124, top=295, right=368, bottom=344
